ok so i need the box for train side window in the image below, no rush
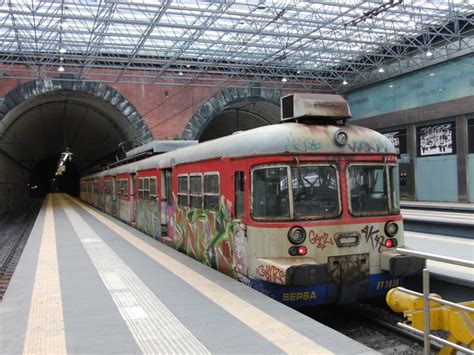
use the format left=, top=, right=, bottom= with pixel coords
left=150, top=177, right=157, bottom=199
left=124, top=180, right=129, bottom=198
left=138, top=178, right=144, bottom=199
left=234, top=171, right=244, bottom=218
left=190, top=175, right=203, bottom=208
left=178, top=175, right=189, bottom=207
left=143, top=178, right=150, bottom=200
left=118, top=179, right=128, bottom=199
left=204, top=174, right=219, bottom=211
left=162, top=170, right=172, bottom=203
left=117, top=180, right=122, bottom=197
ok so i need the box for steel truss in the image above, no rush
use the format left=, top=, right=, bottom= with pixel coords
left=0, top=0, right=472, bottom=92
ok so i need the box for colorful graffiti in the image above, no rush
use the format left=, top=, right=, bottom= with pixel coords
left=136, top=200, right=161, bottom=239
left=256, top=265, right=285, bottom=284
left=167, top=195, right=244, bottom=278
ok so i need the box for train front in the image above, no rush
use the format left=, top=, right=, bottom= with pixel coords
left=245, top=94, right=425, bottom=307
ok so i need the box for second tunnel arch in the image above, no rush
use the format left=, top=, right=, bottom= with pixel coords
left=182, top=88, right=282, bottom=141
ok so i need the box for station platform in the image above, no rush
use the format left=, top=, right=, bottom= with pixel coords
left=400, top=200, right=474, bottom=212
left=404, top=231, right=474, bottom=286
left=0, top=194, right=374, bottom=355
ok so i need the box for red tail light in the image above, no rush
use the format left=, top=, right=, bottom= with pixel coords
left=288, top=246, right=308, bottom=256
left=297, top=246, right=307, bottom=256
left=384, top=238, right=398, bottom=248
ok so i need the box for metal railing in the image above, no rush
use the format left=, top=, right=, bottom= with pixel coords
left=395, top=248, right=474, bottom=355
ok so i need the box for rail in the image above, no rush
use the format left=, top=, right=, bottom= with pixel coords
left=394, top=248, right=474, bottom=355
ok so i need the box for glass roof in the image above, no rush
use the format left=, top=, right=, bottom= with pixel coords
left=0, top=0, right=472, bottom=91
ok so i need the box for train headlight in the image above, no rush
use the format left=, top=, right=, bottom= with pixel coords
left=288, top=227, right=306, bottom=245
left=384, top=221, right=399, bottom=237
left=334, top=129, right=348, bottom=146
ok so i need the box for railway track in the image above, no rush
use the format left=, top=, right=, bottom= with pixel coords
left=0, top=199, right=43, bottom=300
left=302, top=300, right=435, bottom=354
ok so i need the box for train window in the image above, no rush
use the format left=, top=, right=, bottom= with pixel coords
left=178, top=175, right=189, bottom=207
left=138, top=178, right=144, bottom=199
left=190, top=175, right=203, bottom=208
left=389, top=166, right=400, bottom=213
left=118, top=179, right=128, bottom=199
left=252, top=167, right=290, bottom=218
left=204, top=174, right=219, bottom=211
left=150, top=177, right=157, bottom=197
left=291, top=166, right=339, bottom=218
left=162, top=170, right=172, bottom=202
left=348, top=165, right=391, bottom=215
left=234, top=172, right=244, bottom=218
left=144, top=178, right=150, bottom=200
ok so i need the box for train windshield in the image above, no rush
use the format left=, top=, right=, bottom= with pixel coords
left=252, top=165, right=340, bottom=220
left=348, top=164, right=400, bottom=215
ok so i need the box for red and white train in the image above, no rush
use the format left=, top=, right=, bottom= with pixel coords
left=80, top=93, right=424, bottom=306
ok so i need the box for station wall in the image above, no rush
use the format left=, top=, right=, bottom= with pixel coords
left=347, top=54, right=474, bottom=203
left=0, top=150, right=29, bottom=214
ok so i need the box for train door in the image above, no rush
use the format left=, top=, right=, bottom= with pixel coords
left=112, top=176, right=117, bottom=216
left=160, top=169, right=172, bottom=235
left=233, top=170, right=248, bottom=277
left=130, top=173, right=137, bottom=225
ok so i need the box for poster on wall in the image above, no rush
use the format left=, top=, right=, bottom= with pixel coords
left=383, top=129, right=407, bottom=157
left=417, top=122, right=456, bottom=157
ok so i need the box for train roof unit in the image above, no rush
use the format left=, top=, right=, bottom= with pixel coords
left=281, top=93, right=351, bottom=122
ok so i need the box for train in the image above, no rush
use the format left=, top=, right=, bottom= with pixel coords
left=80, top=93, right=424, bottom=307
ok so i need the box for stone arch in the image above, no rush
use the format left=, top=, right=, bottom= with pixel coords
left=0, top=78, right=153, bottom=143
left=182, top=87, right=282, bottom=140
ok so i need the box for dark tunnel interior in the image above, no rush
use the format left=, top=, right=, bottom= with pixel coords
left=0, top=91, right=280, bottom=212
left=0, top=90, right=137, bottom=205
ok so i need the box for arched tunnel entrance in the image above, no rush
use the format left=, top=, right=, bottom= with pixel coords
left=199, top=100, right=280, bottom=142
left=182, top=88, right=282, bottom=142
left=0, top=80, right=152, bottom=212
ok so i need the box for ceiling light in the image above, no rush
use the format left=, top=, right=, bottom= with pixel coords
left=408, top=19, right=416, bottom=27
left=256, top=0, right=266, bottom=10
left=378, top=67, right=385, bottom=73
left=281, top=77, right=288, bottom=82
left=342, top=80, right=348, bottom=85
left=59, top=47, right=67, bottom=54
left=429, top=72, right=436, bottom=76
left=178, top=71, right=184, bottom=76
left=186, top=64, right=191, bottom=68
left=296, top=70, right=301, bottom=74
left=425, top=50, right=433, bottom=57
left=389, top=84, right=394, bottom=88
left=58, top=65, right=65, bottom=72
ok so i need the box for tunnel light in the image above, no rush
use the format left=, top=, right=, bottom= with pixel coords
left=281, top=77, right=288, bottom=82
left=178, top=71, right=184, bottom=76
left=378, top=67, right=385, bottom=73
left=55, top=149, right=73, bottom=176
left=425, top=50, right=433, bottom=57
left=342, top=80, right=348, bottom=85
left=59, top=47, right=67, bottom=54
left=58, top=65, right=65, bottom=72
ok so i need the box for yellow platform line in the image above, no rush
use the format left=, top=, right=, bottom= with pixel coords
left=67, top=195, right=334, bottom=355
left=23, top=195, right=67, bottom=355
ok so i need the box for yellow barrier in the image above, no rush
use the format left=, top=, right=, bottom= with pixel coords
left=387, top=288, right=474, bottom=354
